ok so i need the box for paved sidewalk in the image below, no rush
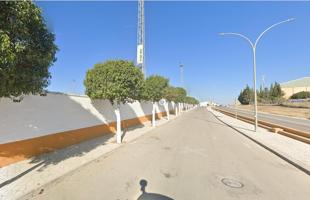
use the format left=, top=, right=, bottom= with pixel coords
left=20, top=107, right=310, bottom=200
left=0, top=112, right=185, bottom=200
left=209, top=107, right=310, bottom=173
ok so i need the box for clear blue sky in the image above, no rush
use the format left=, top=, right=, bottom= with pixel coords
left=37, top=1, right=310, bottom=104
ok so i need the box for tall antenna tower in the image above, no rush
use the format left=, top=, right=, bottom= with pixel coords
left=179, top=63, right=184, bottom=87
left=137, top=0, right=145, bottom=76
left=262, top=75, right=265, bottom=89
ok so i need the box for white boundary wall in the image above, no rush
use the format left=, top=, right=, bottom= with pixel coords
left=0, top=92, right=176, bottom=144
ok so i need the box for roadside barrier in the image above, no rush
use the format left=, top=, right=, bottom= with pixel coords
left=213, top=107, right=310, bottom=144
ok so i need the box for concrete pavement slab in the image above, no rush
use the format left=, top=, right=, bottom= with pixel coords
left=209, top=107, right=310, bottom=173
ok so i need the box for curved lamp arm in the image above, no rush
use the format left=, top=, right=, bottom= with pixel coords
left=254, top=18, right=295, bottom=47
left=219, top=32, right=254, bottom=48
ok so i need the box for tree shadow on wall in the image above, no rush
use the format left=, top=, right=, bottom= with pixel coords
left=91, top=100, right=171, bottom=142
left=91, top=99, right=150, bottom=142
left=0, top=94, right=115, bottom=188
left=0, top=97, right=176, bottom=189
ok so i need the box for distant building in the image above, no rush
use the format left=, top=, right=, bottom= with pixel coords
left=200, top=101, right=209, bottom=107
left=280, top=77, right=310, bottom=99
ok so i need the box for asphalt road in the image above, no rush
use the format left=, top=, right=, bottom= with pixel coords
left=217, top=106, right=310, bottom=132
left=31, top=108, right=310, bottom=200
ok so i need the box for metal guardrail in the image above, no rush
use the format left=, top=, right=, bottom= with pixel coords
left=213, top=107, right=310, bottom=145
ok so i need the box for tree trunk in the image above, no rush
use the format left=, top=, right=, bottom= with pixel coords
left=152, top=102, right=156, bottom=127
left=114, top=105, right=122, bottom=144
left=166, top=102, right=170, bottom=120
left=178, top=103, right=181, bottom=114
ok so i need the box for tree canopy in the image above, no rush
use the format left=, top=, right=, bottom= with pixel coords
left=164, top=86, right=187, bottom=103
left=84, top=60, right=144, bottom=105
left=238, top=85, right=253, bottom=105
left=0, top=1, right=57, bottom=97
left=175, top=87, right=187, bottom=103
left=184, top=96, right=199, bottom=105
left=269, top=82, right=284, bottom=100
left=239, top=82, right=285, bottom=105
left=164, top=86, right=178, bottom=102
left=142, top=75, right=169, bottom=102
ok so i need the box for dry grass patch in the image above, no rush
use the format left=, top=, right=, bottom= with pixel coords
left=237, top=105, right=310, bottom=119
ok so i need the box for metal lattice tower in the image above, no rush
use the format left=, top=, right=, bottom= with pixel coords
left=137, top=0, right=145, bottom=76
left=180, top=63, right=184, bottom=87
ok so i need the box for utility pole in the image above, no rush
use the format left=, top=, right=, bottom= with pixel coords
left=137, top=0, right=145, bottom=76
left=179, top=63, right=184, bottom=87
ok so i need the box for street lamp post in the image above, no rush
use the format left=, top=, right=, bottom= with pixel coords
left=219, top=18, right=294, bottom=131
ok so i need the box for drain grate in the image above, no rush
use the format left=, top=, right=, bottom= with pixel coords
left=221, top=178, right=244, bottom=188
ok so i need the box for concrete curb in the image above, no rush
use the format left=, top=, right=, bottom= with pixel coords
left=209, top=108, right=310, bottom=176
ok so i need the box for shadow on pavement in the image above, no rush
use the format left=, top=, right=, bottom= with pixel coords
left=121, top=124, right=146, bottom=142
left=0, top=134, right=113, bottom=188
left=0, top=162, right=44, bottom=188
left=137, top=179, right=173, bottom=200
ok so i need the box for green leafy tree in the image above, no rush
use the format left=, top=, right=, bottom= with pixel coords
left=184, top=96, right=199, bottom=110
left=85, top=60, right=144, bottom=104
left=174, top=87, right=187, bottom=112
left=142, top=75, right=169, bottom=126
left=164, top=86, right=178, bottom=103
left=185, top=96, right=199, bottom=105
left=193, top=98, right=199, bottom=105
left=84, top=60, right=144, bottom=143
left=238, top=85, right=253, bottom=105
left=258, top=86, right=270, bottom=103
left=269, top=82, right=284, bottom=103
left=0, top=1, right=57, bottom=98
left=263, top=87, right=270, bottom=101
left=175, top=87, right=187, bottom=103
left=142, top=75, right=169, bottom=102
left=164, top=86, right=186, bottom=115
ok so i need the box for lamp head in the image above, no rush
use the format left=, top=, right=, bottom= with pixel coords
left=287, top=18, right=295, bottom=22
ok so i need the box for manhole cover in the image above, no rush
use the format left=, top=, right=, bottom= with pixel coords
left=221, top=178, right=244, bottom=188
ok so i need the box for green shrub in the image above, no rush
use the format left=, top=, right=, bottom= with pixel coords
left=290, top=91, right=310, bottom=99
